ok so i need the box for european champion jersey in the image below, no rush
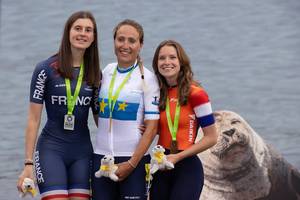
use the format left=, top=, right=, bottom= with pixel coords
left=30, top=56, right=98, bottom=143
left=158, top=85, right=215, bottom=150
left=94, top=62, right=160, bottom=156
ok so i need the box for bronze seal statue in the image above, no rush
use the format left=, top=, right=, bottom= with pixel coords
left=198, top=110, right=300, bottom=200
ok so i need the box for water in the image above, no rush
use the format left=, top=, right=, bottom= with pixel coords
left=0, top=0, right=299, bottom=199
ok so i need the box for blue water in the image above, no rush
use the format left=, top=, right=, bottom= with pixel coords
left=0, top=0, right=299, bottom=199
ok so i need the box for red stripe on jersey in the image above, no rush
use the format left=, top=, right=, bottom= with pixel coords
left=42, top=194, right=68, bottom=200
left=69, top=193, right=90, bottom=198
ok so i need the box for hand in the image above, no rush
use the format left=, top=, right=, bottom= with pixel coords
left=138, top=124, right=146, bottom=135
left=115, top=161, right=135, bottom=181
left=17, top=165, right=35, bottom=193
left=166, top=154, right=180, bottom=166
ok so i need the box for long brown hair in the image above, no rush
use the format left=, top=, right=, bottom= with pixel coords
left=152, top=40, right=198, bottom=110
left=57, top=11, right=101, bottom=87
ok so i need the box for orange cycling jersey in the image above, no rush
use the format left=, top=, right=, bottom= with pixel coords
left=158, top=84, right=215, bottom=150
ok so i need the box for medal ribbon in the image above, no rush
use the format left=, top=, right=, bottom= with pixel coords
left=166, top=97, right=181, bottom=141
left=65, top=63, right=84, bottom=115
left=108, top=63, right=137, bottom=118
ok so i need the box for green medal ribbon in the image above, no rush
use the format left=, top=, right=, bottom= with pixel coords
left=166, top=97, right=181, bottom=141
left=65, top=63, right=84, bottom=115
left=108, top=63, right=137, bottom=118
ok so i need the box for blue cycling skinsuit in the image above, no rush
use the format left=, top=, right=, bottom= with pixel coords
left=30, top=56, right=98, bottom=200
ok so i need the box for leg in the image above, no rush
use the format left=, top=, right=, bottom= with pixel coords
left=119, top=156, right=150, bottom=200
left=149, top=169, right=172, bottom=200
left=68, top=156, right=92, bottom=200
left=91, top=153, right=117, bottom=200
left=169, top=155, right=204, bottom=200
left=34, top=148, right=69, bottom=200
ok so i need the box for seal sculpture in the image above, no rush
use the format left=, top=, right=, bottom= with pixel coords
left=198, top=110, right=300, bottom=200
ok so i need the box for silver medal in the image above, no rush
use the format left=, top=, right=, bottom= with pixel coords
left=64, top=114, right=75, bottom=130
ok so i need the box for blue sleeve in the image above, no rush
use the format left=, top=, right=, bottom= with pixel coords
left=91, top=86, right=100, bottom=115
left=29, top=63, right=48, bottom=104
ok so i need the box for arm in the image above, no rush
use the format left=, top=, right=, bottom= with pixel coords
left=167, top=124, right=218, bottom=165
left=115, top=119, right=158, bottom=181
left=91, top=85, right=100, bottom=127
left=93, top=114, right=98, bottom=127
left=17, top=102, right=43, bottom=192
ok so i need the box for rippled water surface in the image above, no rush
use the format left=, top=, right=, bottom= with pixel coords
left=0, top=0, right=299, bottom=199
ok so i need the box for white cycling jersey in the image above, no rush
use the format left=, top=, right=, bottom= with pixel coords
left=94, top=62, right=160, bottom=156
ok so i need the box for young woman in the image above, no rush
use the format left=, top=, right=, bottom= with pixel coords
left=17, top=11, right=101, bottom=200
left=150, top=40, right=218, bottom=200
left=92, top=19, right=159, bottom=200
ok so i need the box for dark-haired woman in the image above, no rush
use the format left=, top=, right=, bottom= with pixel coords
left=17, top=11, right=101, bottom=200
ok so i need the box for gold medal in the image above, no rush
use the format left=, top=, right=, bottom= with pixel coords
left=108, top=64, right=137, bottom=133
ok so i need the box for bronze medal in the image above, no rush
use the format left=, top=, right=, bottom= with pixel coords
left=170, top=140, right=178, bottom=154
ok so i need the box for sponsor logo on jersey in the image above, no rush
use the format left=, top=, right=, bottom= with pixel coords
left=34, top=151, right=45, bottom=183
left=170, top=98, right=177, bottom=102
left=189, top=114, right=196, bottom=142
left=152, top=96, right=159, bottom=105
left=33, top=70, right=47, bottom=100
left=189, top=114, right=196, bottom=120
left=54, top=84, right=66, bottom=88
left=84, top=86, right=93, bottom=91
left=51, top=95, right=92, bottom=106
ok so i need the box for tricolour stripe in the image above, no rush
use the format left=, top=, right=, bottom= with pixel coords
left=41, top=194, right=68, bottom=200
left=194, top=102, right=213, bottom=117
left=69, top=193, right=90, bottom=198
left=68, top=188, right=90, bottom=195
left=197, top=114, right=215, bottom=128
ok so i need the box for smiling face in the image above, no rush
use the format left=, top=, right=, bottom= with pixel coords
left=114, top=25, right=143, bottom=68
left=69, top=18, right=94, bottom=51
left=157, top=45, right=181, bottom=86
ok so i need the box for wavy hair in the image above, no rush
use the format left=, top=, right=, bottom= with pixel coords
left=152, top=40, right=198, bottom=110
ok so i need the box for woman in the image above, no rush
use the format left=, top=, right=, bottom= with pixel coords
left=150, top=40, right=218, bottom=200
left=92, top=19, right=159, bottom=200
left=17, top=11, right=101, bottom=200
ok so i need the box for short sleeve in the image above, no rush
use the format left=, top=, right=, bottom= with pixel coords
left=91, top=86, right=100, bottom=115
left=190, top=86, right=215, bottom=128
left=29, top=63, right=48, bottom=104
left=143, top=69, right=160, bottom=120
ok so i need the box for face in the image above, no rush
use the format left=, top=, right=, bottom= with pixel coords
left=69, top=18, right=94, bottom=51
left=157, top=45, right=181, bottom=84
left=114, top=25, right=143, bottom=67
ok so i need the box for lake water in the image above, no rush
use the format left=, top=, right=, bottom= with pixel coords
left=0, top=0, right=299, bottom=199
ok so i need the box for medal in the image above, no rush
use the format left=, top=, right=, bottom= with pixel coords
left=64, top=114, right=75, bottom=130
left=166, top=96, right=181, bottom=153
left=107, top=62, right=137, bottom=132
left=170, top=140, right=178, bottom=154
left=64, top=63, right=84, bottom=131
left=109, top=115, right=112, bottom=132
